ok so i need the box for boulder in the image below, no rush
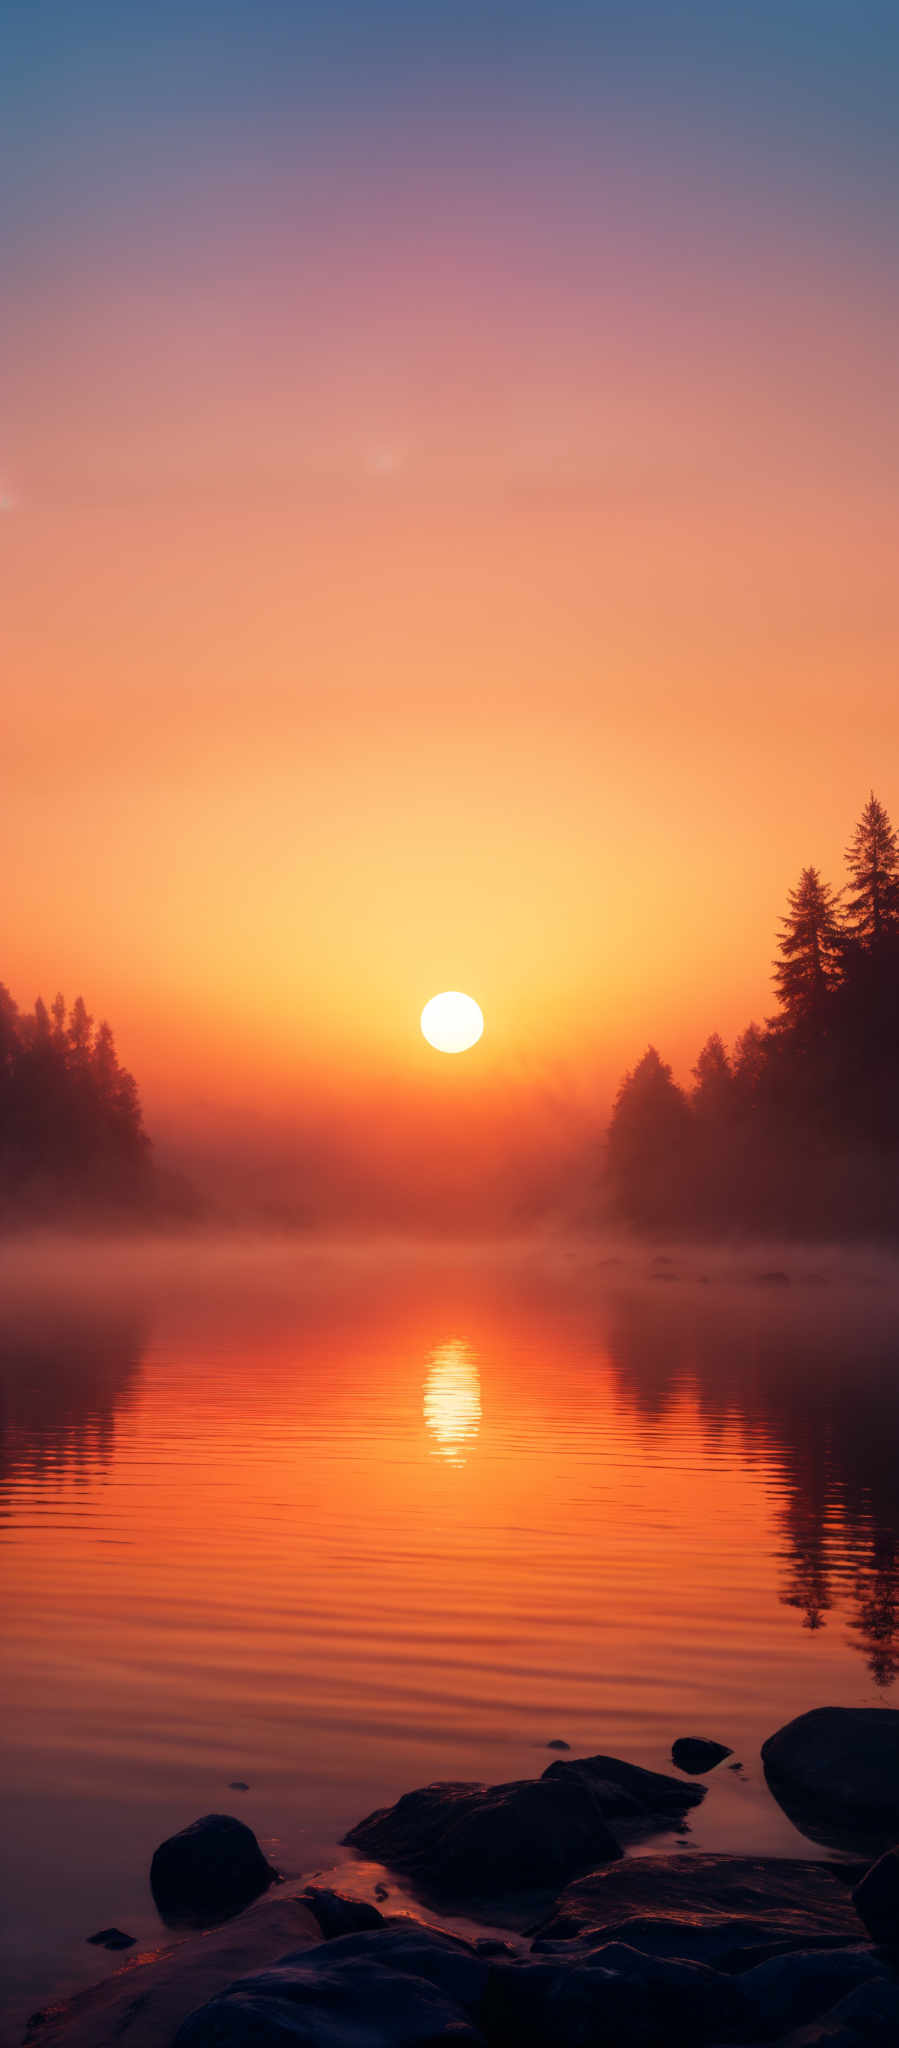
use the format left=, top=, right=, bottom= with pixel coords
left=541, top=1750, right=707, bottom=1827
left=150, top=1813, right=278, bottom=1924
left=173, top=1921, right=488, bottom=2045
left=344, top=1773, right=623, bottom=1902
left=483, top=1941, right=744, bottom=2047
left=781, top=1974, right=899, bottom=2042
left=672, top=1736, right=733, bottom=1774
left=531, top=1855, right=865, bottom=1970
left=762, top=1709, right=899, bottom=1852
left=739, top=1946, right=887, bottom=2035
left=852, top=1848, right=899, bottom=1946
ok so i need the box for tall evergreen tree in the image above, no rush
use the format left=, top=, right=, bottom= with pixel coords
left=844, top=793, right=899, bottom=946
left=691, top=1033, right=732, bottom=1116
left=773, top=866, right=842, bottom=1032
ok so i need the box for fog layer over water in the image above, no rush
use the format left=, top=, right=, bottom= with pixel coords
left=1, top=1234, right=898, bottom=2032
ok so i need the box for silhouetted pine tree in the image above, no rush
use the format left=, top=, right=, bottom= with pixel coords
left=0, top=983, right=153, bottom=1218
left=772, top=866, right=843, bottom=1034
left=607, top=1047, right=691, bottom=1228
left=844, top=793, right=899, bottom=947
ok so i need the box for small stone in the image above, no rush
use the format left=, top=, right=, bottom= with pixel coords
left=373, top=1881, right=389, bottom=1900
left=672, top=1737, right=733, bottom=1774
left=228, top=1780, right=250, bottom=1792
left=546, top=1739, right=571, bottom=1751
left=86, top=1927, right=137, bottom=1950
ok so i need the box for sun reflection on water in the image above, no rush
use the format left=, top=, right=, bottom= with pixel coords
left=423, top=1339, right=482, bottom=1464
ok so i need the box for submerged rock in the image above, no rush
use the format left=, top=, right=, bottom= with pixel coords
left=546, top=1739, right=570, bottom=1751
left=672, top=1736, right=733, bottom=1774
left=762, top=1708, right=899, bottom=1852
left=174, top=1921, right=488, bottom=2046
left=852, top=1848, right=899, bottom=1947
left=531, top=1854, right=864, bottom=1970
left=344, top=1773, right=623, bottom=1902
left=150, top=1813, right=278, bottom=1924
left=85, top=1928, right=136, bottom=1950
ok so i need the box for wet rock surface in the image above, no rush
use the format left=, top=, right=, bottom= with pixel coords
left=173, top=1921, right=490, bottom=2046
left=344, top=1753, right=703, bottom=1904
left=531, top=1855, right=864, bottom=1969
left=150, top=1812, right=278, bottom=1924
left=343, top=1774, right=623, bottom=1902
left=762, top=1708, right=899, bottom=1852
left=299, top=1888, right=387, bottom=1939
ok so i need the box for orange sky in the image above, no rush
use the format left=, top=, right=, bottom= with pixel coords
left=4, top=109, right=899, bottom=1200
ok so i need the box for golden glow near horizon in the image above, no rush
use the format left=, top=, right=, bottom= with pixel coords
left=423, top=1339, right=482, bottom=1463
left=420, top=991, right=485, bottom=1055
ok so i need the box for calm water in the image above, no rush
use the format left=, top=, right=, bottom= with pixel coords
left=1, top=1237, right=898, bottom=2038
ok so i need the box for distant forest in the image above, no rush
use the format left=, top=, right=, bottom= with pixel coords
left=607, top=794, right=899, bottom=1236
left=0, top=986, right=162, bottom=1220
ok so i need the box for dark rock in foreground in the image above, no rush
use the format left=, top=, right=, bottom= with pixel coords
left=344, top=1775, right=623, bottom=1902
left=672, top=1736, right=733, bottom=1774
left=174, top=1921, right=489, bottom=2046
left=852, top=1848, right=899, bottom=1947
left=531, top=1855, right=864, bottom=1970
left=151, top=1813, right=278, bottom=1924
left=762, top=1708, right=899, bottom=1852
left=482, top=1939, right=745, bottom=2047
left=174, top=1888, right=896, bottom=2048
left=343, top=1754, right=702, bottom=1903
left=541, top=1750, right=706, bottom=1822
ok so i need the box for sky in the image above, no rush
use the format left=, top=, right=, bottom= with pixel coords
left=3, top=2, right=899, bottom=1210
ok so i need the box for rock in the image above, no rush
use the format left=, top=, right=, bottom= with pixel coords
left=344, top=1773, right=623, bottom=1902
left=85, top=1928, right=136, bottom=1950
left=150, top=1813, right=278, bottom=1924
left=173, top=1921, right=488, bottom=2045
left=531, top=1854, right=865, bottom=1970
left=755, top=1269, right=791, bottom=1285
left=852, top=1848, right=899, bottom=1945
left=672, top=1736, right=733, bottom=1774
left=762, top=1709, right=899, bottom=1852
left=228, top=1780, right=250, bottom=1792
left=373, top=1883, right=389, bottom=1901
left=542, top=1750, right=707, bottom=1826
left=739, top=1946, right=887, bottom=2035
left=299, top=1889, right=385, bottom=1939
left=782, top=1975, right=899, bottom=2042
left=483, top=1941, right=744, bottom=2048
left=546, top=1739, right=570, bottom=1751
left=30, top=1894, right=323, bottom=2045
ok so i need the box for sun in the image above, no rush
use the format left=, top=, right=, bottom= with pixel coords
left=420, top=991, right=484, bottom=1055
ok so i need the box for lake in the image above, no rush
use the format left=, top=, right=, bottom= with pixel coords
left=1, top=1236, right=897, bottom=2037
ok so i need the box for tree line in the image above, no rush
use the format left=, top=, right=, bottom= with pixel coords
left=607, top=794, right=899, bottom=1235
left=0, top=984, right=155, bottom=1218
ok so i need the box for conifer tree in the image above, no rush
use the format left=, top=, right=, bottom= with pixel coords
left=773, top=866, right=842, bottom=1031
left=691, top=1033, right=732, bottom=1116
left=844, top=793, right=899, bottom=945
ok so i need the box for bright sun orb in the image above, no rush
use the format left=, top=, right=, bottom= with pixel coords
left=420, top=991, right=484, bottom=1055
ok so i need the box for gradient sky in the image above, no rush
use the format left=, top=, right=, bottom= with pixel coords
left=3, top=3, right=899, bottom=1203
